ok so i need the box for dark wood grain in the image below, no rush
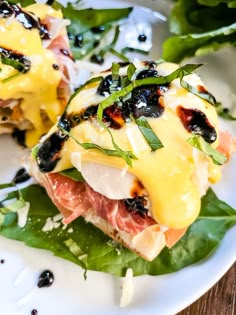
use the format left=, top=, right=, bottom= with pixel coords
left=177, top=263, right=236, bottom=315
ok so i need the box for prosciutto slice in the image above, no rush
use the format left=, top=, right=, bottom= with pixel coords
left=44, top=173, right=156, bottom=236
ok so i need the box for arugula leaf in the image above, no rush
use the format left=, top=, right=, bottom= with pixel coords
left=135, top=116, right=164, bottom=151
left=0, top=185, right=235, bottom=276
left=60, top=168, right=84, bottom=182
left=187, top=135, right=227, bottom=165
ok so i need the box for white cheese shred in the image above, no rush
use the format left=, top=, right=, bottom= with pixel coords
left=17, top=202, right=30, bottom=228
left=120, top=268, right=134, bottom=308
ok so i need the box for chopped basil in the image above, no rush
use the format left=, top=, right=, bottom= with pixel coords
left=121, top=47, right=149, bottom=55
left=109, top=62, right=120, bottom=93
left=109, top=48, right=129, bottom=62
left=187, top=135, right=227, bottom=165
left=0, top=47, right=31, bottom=82
left=60, top=168, right=84, bottom=182
left=135, top=116, right=164, bottom=151
left=97, top=63, right=203, bottom=121
left=98, top=25, right=120, bottom=58
left=180, top=79, right=216, bottom=106
left=58, top=127, right=136, bottom=167
left=127, top=63, right=136, bottom=81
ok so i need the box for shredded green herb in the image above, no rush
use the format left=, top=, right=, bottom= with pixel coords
left=135, top=116, right=164, bottom=151
left=58, top=127, right=136, bottom=166
left=187, top=135, right=227, bottom=165
left=181, top=79, right=216, bottom=106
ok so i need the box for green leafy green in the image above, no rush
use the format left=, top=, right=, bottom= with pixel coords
left=0, top=185, right=235, bottom=276
left=162, top=22, right=236, bottom=63
left=163, top=0, right=236, bottom=62
left=135, top=116, right=164, bottom=151
left=187, top=135, right=228, bottom=165
left=169, top=0, right=236, bottom=35
left=60, top=168, right=84, bottom=182
left=62, top=4, right=132, bottom=34
left=62, top=4, right=132, bottom=60
left=69, top=25, right=113, bottom=60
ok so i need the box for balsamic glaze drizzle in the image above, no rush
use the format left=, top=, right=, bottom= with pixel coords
left=37, top=270, right=54, bottom=288
left=0, top=1, right=50, bottom=39
left=12, top=168, right=31, bottom=184
left=36, top=64, right=169, bottom=172
left=177, top=106, right=217, bottom=143
left=125, top=196, right=148, bottom=218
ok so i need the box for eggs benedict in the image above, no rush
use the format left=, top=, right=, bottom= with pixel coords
left=0, top=1, right=77, bottom=147
left=30, top=61, right=230, bottom=261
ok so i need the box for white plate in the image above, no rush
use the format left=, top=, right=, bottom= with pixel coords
left=0, top=1, right=236, bottom=315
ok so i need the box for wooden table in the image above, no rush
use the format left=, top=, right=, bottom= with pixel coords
left=177, top=263, right=235, bottom=315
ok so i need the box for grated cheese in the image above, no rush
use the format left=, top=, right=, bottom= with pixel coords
left=120, top=268, right=134, bottom=308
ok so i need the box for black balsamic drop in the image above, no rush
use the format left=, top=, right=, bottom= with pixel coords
left=177, top=106, right=217, bottom=143
left=138, top=34, right=147, bottom=42
left=91, top=25, right=105, bottom=33
left=136, top=69, right=158, bottom=79
left=36, top=132, right=68, bottom=173
left=31, top=309, right=38, bottom=315
left=97, top=74, right=113, bottom=96
left=0, top=1, right=14, bottom=17
left=12, top=129, right=26, bottom=147
left=90, top=54, right=104, bottom=65
left=12, top=168, right=30, bottom=184
left=37, top=270, right=54, bottom=288
left=74, top=34, right=83, bottom=48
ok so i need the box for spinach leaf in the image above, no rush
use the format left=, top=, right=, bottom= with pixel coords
left=162, top=22, right=236, bottom=63
left=164, top=0, right=236, bottom=62
left=0, top=185, right=235, bottom=277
